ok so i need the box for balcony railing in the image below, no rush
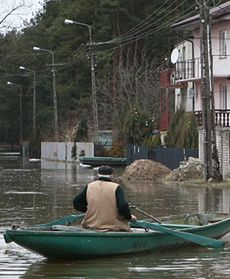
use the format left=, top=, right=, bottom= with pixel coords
left=174, top=58, right=201, bottom=81
left=195, top=110, right=230, bottom=127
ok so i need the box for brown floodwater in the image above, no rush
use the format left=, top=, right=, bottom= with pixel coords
left=1, top=158, right=230, bottom=278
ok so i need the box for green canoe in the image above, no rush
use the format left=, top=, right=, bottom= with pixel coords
left=4, top=214, right=230, bottom=260
left=79, top=156, right=127, bottom=167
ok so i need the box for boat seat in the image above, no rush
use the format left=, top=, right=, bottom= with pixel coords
left=51, top=225, right=95, bottom=232
left=52, top=225, right=150, bottom=233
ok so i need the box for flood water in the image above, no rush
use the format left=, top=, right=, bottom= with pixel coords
left=1, top=157, right=230, bottom=278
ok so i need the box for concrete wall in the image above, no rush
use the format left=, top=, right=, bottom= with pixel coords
left=41, top=142, right=94, bottom=166
left=198, top=127, right=230, bottom=180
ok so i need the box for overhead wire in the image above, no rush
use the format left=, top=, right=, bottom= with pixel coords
left=36, top=70, right=53, bottom=86
left=51, top=44, right=90, bottom=73
left=51, top=0, right=195, bottom=70
left=59, top=44, right=86, bottom=64
left=94, top=3, right=199, bottom=57
left=111, top=0, right=197, bottom=45
left=3, top=1, right=204, bottom=77
left=117, top=0, right=189, bottom=41
left=5, top=2, right=198, bottom=75
left=211, top=0, right=229, bottom=12
left=118, top=0, right=175, bottom=38
left=45, top=1, right=200, bottom=73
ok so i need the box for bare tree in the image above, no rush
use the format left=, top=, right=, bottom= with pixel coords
left=97, top=49, right=161, bottom=132
left=0, top=0, right=25, bottom=32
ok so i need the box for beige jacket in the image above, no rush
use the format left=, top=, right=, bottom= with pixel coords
left=81, top=180, right=131, bottom=232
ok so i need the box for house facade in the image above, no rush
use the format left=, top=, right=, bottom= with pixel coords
left=168, top=1, right=230, bottom=179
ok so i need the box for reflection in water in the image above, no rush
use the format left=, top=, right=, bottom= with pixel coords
left=20, top=242, right=230, bottom=279
left=1, top=158, right=230, bottom=278
left=198, top=187, right=230, bottom=214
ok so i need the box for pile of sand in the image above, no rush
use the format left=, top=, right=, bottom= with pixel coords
left=121, top=159, right=171, bottom=182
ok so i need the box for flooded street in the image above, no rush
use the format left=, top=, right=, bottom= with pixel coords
left=1, top=157, right=230, bottom=278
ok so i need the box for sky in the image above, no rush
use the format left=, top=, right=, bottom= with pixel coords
left=1, top=0, right=44, bottom=33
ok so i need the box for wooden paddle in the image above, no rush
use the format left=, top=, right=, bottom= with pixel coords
left=129, top=206, right=224, bottom=248
left=129, top=205, right=162, bottom=223
left=131, top=220, right=224, bottom=249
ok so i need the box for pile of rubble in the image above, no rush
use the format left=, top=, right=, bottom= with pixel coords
left=121, top=159, right=171, bottom=182
left=167, top=157, right=204, bottom=181
left=120, top=157, right=204, bottom=183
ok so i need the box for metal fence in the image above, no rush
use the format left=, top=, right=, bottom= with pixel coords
left=127, top=145, right=198, bottom=170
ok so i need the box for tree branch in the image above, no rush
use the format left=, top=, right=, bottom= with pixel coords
left=0, top=1, right=25, bottom=26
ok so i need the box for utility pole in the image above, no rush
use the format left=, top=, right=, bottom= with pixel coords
left=7, top=82, right=23, bottom=145
left=64, top=19, right=99, bottom=137
left=33, top=47, right=59, bottom=141
left=200, top=0, right=222, bottom=181
left=19, top=66, right=36, bottom=132
left=88, top=34, right=99, bottom=136
left=208, top=9, right=223, bottom=181
left=51, top=51, right=59, bottom=142
left=200, top=0, right=212, bottom=180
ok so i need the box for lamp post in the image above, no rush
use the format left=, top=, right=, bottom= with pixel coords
left=7, top=81, right=23, bottom=145
left=64, top=19, right=98, bottom=136
left=19, top=66, right=36, bottom=132
left=33, top=46, right=59, bottom=141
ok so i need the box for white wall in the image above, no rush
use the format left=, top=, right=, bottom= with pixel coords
left=194, top=23, right=230, bottom=75
left=41, top=142, right=94, bottom=163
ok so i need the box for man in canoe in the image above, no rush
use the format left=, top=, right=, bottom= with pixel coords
left=73, top=165, right=136, bottom=232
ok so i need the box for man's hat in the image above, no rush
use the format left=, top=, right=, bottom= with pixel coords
left=98, top=165, right=113, bottom=176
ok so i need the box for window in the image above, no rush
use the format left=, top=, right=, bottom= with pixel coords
left=219, top=30, right=227, bottom=57
left=220, top=84, right=227, bottom=109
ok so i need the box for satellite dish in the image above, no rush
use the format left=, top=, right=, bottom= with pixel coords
left=171, top=48, right=179, bottom=64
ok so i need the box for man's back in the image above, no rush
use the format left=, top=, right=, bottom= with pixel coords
left=81, top=179, right=131, bottom=232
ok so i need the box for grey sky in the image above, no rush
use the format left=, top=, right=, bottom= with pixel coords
left=1, top=0, right=44, bottom=33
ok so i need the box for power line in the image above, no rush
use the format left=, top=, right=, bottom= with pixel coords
left=111, top=1, right=196, bottom=45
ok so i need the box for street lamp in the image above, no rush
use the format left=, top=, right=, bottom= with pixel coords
left=7, top=81, right=23, bottom=145
left=64, top=18, right=98, bottom=135
left=33, top=46, right=59, bottom=141
left=19, top=66, right=36, bottom=132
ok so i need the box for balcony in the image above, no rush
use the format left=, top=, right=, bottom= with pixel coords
left=174, top=58, right=201, bottom=81
left=174, top=55, right=230, bottom=82
left=160, top=68, right=188, bottom=88
left=195, top=110, right=230, bottom=127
